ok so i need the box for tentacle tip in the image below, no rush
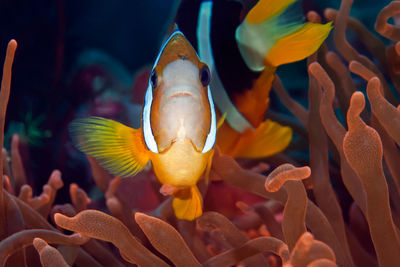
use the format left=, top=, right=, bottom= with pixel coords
left=70, top=183, right=78, bottom=191
left=308, top=61, right=319, bottom=72
left=368, top=76, right=380, bottom=85
left=134, top=211, right=147, bottom=223
left=32, top=238, right=46, bottom=252
left=299, top=231, right=314, bottom=243
left=8, top=39, right=17, bottom=46
left=11, top=134, right=19, bottom=144
left=366, top=76, right=383, bottom=98
left=50, top=170, right=64, bottom=189
left=350, top=91, right=366, bottom=109
left=264, top=180, right=280, bottom=193
left=308, top=62, right=323, bottom=79
left=306, top=10, right=321, bottom=23
left=54, top=212, right=69, bottom=227
left=348, top=60, right=357, bottom=69
left=7, top=39, right=17, bottom=50
left=301, top=167, right=312, bottom=178
left=323, top=8, right=336, bottom=20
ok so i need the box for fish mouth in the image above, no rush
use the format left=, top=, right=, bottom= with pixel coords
left=169, top=91, right=193, bottom=98
left=166, top=90, right=198, bottom=101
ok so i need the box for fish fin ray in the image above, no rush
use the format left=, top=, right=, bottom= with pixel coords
left=69, top=116, right=150, bottom=178
left=236, top=0, right=332, bottom=70
left=233, top=120, right=292, bottom=158
left=173, top=186, right=203, bottom=221
left=266, top=22, right=333, bottom=66
left=246, top=0, right=297, bottom=24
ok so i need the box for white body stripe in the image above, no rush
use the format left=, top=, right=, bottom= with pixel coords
left=197, top=1, right=254, bottom=133
left=202, top=86, right=216, bottom=153
left=143, top=83, right=158, bottom=153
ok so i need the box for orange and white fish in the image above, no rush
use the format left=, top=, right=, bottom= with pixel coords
left=69, top=30, right=216, bottom=221
left=176, top=0, right=332, bottom=158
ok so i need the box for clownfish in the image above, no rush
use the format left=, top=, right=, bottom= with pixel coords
left=176, top=0, right=332, bottom=158
left=69, top=30, right=216, bottom=221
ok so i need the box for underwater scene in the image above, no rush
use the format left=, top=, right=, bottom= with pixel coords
left=0, top=0, right=399, bottom=266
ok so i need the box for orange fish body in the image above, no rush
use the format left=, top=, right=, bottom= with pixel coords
left=70, top=31, right=216, bottom=220
left=176, top=0, right=332, bottom=158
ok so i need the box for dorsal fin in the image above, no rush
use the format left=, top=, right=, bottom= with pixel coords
left=168, top=23, right=180, bottom=36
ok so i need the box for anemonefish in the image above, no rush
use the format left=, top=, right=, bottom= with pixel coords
left=69, top=30, right=217, bottom=221
left=176, top=0, right=332, bottom=158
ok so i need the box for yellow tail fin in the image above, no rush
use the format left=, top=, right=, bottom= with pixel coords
left=172, top=186, right=203, bottom=221
left=69, top=116, right=150, bottom=178
left=246, top=0, right=296, bottom=24
left=265, top=22, right=332, bottom=67
left=236, top=0, right=332, bottom=70
left=230, top=119, right=292, bottom=158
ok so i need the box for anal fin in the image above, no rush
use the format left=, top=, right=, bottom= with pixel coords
left=172, top=186, right=203, bottom=221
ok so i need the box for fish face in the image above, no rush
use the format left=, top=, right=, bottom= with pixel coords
left=142, top=31, right=216, bottom=154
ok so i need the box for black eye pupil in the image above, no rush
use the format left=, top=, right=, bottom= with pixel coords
left=200, top=66, right=210, bottom=87
left=150, top=70, right=157, bottom=88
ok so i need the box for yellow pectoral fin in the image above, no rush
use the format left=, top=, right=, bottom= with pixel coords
left=172, top=186, right=203, bottom=221
left=232, top=120, right=292, bottom=159
left=265, top=22, right=332, bottom=67
left=69, top=116, right=150, bottom=178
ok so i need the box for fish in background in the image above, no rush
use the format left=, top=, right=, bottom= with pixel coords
left=69, top=30, right=217, bottom=221
left=176, top=0, right=332, bottom=158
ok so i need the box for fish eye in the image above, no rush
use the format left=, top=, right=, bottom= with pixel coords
left=200, top=65, right=210, bottom=87
left=150, top=69, right=158, bottom=88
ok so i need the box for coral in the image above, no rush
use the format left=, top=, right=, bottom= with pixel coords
left=2, top=0, right=400, bottom=266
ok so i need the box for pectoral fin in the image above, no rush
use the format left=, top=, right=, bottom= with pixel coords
left=69, top=116, right=150, bottom=178
left=172, top=186, right=203, bottom=221
left=231, top=119, right=292, bottom=158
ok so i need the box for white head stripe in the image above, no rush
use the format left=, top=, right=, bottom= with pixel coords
left=197, top=1, right=254, bottom=133
left=143, top=84, right=158, bottom=153
left=202, top=86, right=217, bottom=153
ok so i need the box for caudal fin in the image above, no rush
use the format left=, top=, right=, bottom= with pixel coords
left=236, top=0, right=332, bottom=71
left=172, top=186, right=203, bottom=220
left=69, top=116, right=150, bottom=178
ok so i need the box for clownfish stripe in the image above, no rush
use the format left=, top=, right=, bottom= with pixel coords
left=142, top=83, right=158, bottom=153
left=197, top=1, right=253, bottom=133
left=202, top=86, right=216, bottom=153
